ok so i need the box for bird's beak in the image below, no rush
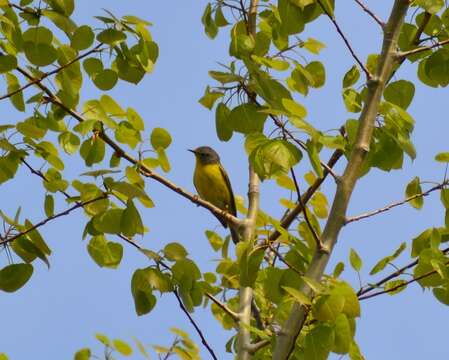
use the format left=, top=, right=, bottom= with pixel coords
left=188, top=149, right=196, bottom=154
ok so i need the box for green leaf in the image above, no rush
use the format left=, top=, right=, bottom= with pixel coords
left=441, top=189, right=449, bottom=208
left=87, top=235, right=123, bottom=269
left=126, top=108, right=144, bottom=131
left=435, top=152, right=449, bottom=162
left=164, top=242, right=188, bottom=261
left=131, top=269, right=157, bottom=315
left=215, top=103, right=233, bottom=141
left=250, top=139, right=302, bottom=179
left=302, top=37, right=326, bottom=54
left=343, top=88, right=362, bottom=113
left=415, top=0, right=444, bottom=14
left=70, top=25, right=94, bottom=50
left=113, top=339, right=133, bottom=356
left=150, top=127, right=172, bottom=149
left=198, top=86, right=223, bottom=110
left=282, top=98, right=307, bottom=118
left=80, top=138, right=105, bottom=167
left=0, top=263, right=33, bottom=292
left=205, top=230, right=223, bottom=251
left=58, top=131, right=80, bottom=155
left=282, top=286, right=311, bottom=305
left=0, top=54, right=17, bottom=73
left=121, top=199, right=144, bottom=237
left=349, top=248, right=362, bottom=272
left=201, top=3, right=218, bottom=39
left=251, top=55, right=290, bottom=71
left=278, top=0, right=305, bottom=35
left=97, top=28, right=126, bottom=45
left=343, top=65, right=360, bottom=88
left=332, top=314, right=352, bottom=354
left=333, top=281, right=361, bottom=318
left=312, top=293, right=345, bottom=321
left=229, top=103, right=267, bottom=134
left=304, top=324, right=334, bottom=360
left=370, top=242, right=406, bottom=275
left=384, top=80, right=415, bottom=109
left=24, top=42, right=58, bottom=66
left=83, top=58, right=103, bottom=76
left=405, top=176, right=423, bottom=209
left=93, top=69, right=118, bottom=91
left=6, top=73, right=25, bottom=112
left=74, top=348, right=91, bottom=360
left=92, top=209, right=123, bottom=234
left=433, top=286, right=449, bottom=305
left=96, top=333, right=110, bottom=346
left=305, top=61, right=326, bottom=88
left=44, top=194, right=54, bottom=217
left=208, top=71, right=241, bottom=84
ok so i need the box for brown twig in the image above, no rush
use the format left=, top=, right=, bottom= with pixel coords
left=354, top=0, right=385, bottom=28
left=358, top=247, right=449, bottom=297
left=290, top=168, right=324, bottom=251
left=268, top=149, right=343, bottom=243
left=173, top=290, right=218, bottom=360
left=359, top=259, right=449, bottom=301
left=399, top=38, right=449, bottom=58
left=346, top=181, right=449, bottom=224
left=316, top=0, right=371, bottom=79
left=0, top=195, right=107, bottom=246
left=206, top=293, right=240, bottom=322
left=0, top=44, right=103, bottom=102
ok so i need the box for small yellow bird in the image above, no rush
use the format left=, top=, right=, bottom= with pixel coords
left=189, top=146, right=239, bottom=243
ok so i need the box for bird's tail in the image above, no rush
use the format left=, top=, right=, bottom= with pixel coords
left=230, top=225, right=240, bottom=244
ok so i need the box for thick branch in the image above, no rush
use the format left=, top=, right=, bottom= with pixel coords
left=346, top=181, right=449, bottom=224
left=272, top=2, right=410, bottom=358
left=12, top=65, right=241, bottom=230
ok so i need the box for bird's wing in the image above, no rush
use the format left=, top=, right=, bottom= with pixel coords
left=219, top=163, right=237, bottom=216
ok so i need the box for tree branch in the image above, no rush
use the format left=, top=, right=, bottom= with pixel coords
left=11, top=64, right=241, bottom=230
left=206, top=293, right=240, bottom=322
left=346, top=181, right=449, bottom=224
left=354, top=0, right=385, bottom=28
left=359, top=258, right=449, bottom=301
left=0, top=44, right=103, bottom=102
left=237, top=2, right=260, bottom=359
left=316, top=0, right=371, bottom=79
left=398, top=38, right=449, bottom=58
left=357, top=247, right=449, bottom=298
left=173, top=290, right=218, bottom=360
left=267, top=149, right=343, bottom=243
left=0, top=195, right=107, bottom=246
left=272, top=1, right=410, bottom=358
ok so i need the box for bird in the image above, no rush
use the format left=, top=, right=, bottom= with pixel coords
left=189, top=146, right=239, bottom=243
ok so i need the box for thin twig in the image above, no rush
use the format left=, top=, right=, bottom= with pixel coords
left=0, top=44, right=103, bottom=102
left=354, top=0, right=385, bottom=28
left=346, top=181, right=449, bottom=224
left=206, top=293, right=240, bottom=322
left=0, top=195, right=107, bottom=246
left=290, top=168, right=324, bottom=251
left=173, top=290, right=218, bottom=360
left=316, top=0, right=371, bottom=78
left=359, top=259, right=449, bottom=301
left=268, top=149, right=343, bottom=243
left=358, top=247, right=449, bottom=297
left=399, top=38, right=449, bottom=58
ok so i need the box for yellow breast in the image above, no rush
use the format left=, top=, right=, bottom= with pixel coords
left=193, top=162, right=233, bottom=211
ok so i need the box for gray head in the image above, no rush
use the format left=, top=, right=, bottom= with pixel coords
left=189, top=146, right=220, bottom=164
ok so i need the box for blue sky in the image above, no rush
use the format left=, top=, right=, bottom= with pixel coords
left=1, top=1, right=449, bottom=359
